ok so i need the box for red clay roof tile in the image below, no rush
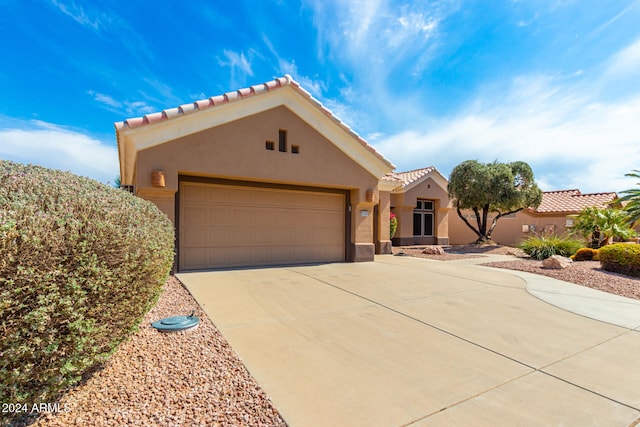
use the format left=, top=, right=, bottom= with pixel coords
left=114, top=75, right=393, bottom=168
left=391, top=167, right=437, bottom=187
left=534, top=190, right=617, bottom=214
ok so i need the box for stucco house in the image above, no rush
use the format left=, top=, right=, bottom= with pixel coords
left=449, top=189, right=619, bottom=246
left=116, top=75, right=403, bottom=271
left=385, top=167, right=451, bottom=246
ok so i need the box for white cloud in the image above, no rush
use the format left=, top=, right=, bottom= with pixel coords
left=50, top=0, right=102, bottom=31
left=307, top=0, right=447, bottom=77
left=0, top=119, right=119, bottom=184
left=217, top=49, right=255, bottom=88
left=88, top=90, right=122, bottom=109
left=604, top=38, right=640, bottom=79
left=88, top=90, right=157, bottom=117
left=277, top=59, right=326, bottom=98
left=373, top=73, right=640, bottom=194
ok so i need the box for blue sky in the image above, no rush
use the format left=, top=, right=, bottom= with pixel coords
left=1, top=0, right=639, bottom=193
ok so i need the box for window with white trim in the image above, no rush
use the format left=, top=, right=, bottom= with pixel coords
left=413, top=199, right=434, bottom=237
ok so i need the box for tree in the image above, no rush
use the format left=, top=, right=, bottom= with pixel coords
left=618, top=170, right=640, bottom=226
left=569, top=207, right=635, bottom=247
left=448, top=160, right=542, bottom=244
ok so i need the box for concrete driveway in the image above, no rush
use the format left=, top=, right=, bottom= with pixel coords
left=177, top=255, right=640, bottom=426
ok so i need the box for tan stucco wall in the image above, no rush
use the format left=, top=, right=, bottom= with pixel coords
left=449, top=209, right=574, bottom=246
left=390, top=177, right=451, bottom=246
left=377, top=190, right=392, bottom=254
left=134, top=105, right=385, bottom=260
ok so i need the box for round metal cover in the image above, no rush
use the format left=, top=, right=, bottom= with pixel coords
left=151, top=312, right=200, bottom=332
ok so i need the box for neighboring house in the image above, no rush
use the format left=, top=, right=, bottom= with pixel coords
left=116, top=75, right=397, bottom=271
left=448, top=189, right=619, bottom=246
left=384, top=167, right=452, bottom=246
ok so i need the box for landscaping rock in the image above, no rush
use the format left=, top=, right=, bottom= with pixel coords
left=542, top=255, right=573, bottom=269
left=422, top=246, right=445, bottom=255
left=506, top=247, right=530, bottom=258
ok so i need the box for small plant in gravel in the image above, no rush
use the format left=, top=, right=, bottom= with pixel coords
left=517, top=233, right=583, bottom=260
left=599, top=243, right=640, bottom=278
left=573, top=247, right=599, bottom=261
left=0, top=161, right=175, bottom=425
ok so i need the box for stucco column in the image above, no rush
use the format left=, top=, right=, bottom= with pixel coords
left=391, top=205, right=415, bottom=246
left=350, top=188, right=375, bottom=262
left=377, top=190, right=392, bottom=254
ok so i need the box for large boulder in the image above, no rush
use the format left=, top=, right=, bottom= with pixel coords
left=422, top=245, right=445, bottom=255
left=542, top=255, right=573, bottom=269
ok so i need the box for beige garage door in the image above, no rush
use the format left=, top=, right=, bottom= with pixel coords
left=179, top=181, right=346, bottom=270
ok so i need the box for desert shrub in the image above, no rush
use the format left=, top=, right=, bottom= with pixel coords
left=0, top=161, right=174, bottom=421
left=599, top=243, right=640, bottom=278
left=517, top=234, right=583, bottom=260
left=573, top=247, right=599, bottom=261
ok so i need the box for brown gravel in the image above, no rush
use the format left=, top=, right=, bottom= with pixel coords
left=392, top=244, right=516, bottom=261
left=393, top=245, right=640, bottom=301
left=26, top=276, right=286, bottom=427
left=483, top=259, right=640, bottom=301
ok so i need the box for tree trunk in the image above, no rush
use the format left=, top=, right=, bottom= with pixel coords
left=481, top=204, right=490, bottom=237
left=457, top=206, right=482, bottom=239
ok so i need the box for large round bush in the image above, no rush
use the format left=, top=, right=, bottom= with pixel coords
left=599, top=243, right=640, bottom=278
left=0, top=161, right=174, bottom=416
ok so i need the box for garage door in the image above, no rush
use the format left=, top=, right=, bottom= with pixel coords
left=179, top=181, right=346, bottom=270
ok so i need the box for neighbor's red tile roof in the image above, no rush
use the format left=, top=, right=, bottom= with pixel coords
left=533, top=189, right=618, bottom=214
left=114, top=75, right=393, bottom=168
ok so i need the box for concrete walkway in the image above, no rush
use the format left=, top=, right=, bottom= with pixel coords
left=177, top=255, right=640, bottom=426
left=447, top=254, right=640, bottom=329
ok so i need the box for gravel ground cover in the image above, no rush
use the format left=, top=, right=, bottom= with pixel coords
left=19, top=277, right=286, bottom=427
left=391, top=244, right=514, bottom=261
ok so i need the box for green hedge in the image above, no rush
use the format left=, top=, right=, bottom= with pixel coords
left=0, top=161, right=174, bottom=422
left=517, top=234, right=583, bottom=260
left=598, top=243, right=640, bottom=278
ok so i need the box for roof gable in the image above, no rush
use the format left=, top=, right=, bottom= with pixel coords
left=383, top=166, right=448, bottom=193
left=116, top=75, right=394, bottom=185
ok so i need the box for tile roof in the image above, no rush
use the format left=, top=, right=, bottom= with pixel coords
left=533, top=189, right=618, bottom=214
left=382, top=167, right=437, bottom=186
left=114, top=74, right=392, bottom=167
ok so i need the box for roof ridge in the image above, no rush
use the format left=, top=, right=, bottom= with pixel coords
left=543, top=189, right=580, bottom=194
left=573, top=191, right=617, bottom=196
left=395, top=166, right=436, bottom=174
left=114, top=75, right=395, bottom=170
left=116, top=75, right=294, bottom=130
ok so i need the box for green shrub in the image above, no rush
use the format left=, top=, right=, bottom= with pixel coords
left=517, top=234, right=583, bottom=260
left=573, top=247, right=599, bottom=261
left=0, top=161, right=174, bottom=421
left=598, top=243, right=640, bottom=278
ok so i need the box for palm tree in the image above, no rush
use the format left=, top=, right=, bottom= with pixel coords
left=618, top=170, right=640, bottom=225
left=569, top=207, right=635, bottom=247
